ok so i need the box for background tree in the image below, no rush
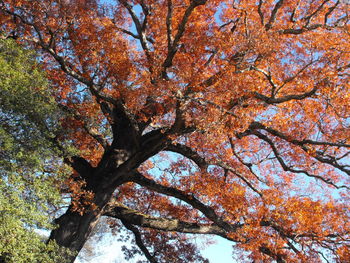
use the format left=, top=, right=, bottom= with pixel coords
left=0, top=0, right=350, bottom=262
left=0, top=38, right=72, bottom=262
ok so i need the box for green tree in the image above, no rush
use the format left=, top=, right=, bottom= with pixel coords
left=0, top=38, right=72, bottom=263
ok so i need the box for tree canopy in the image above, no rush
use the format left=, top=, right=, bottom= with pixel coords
left=0, top=0, right=349, bottom=262
left=0, top=38, right=72, bottom=262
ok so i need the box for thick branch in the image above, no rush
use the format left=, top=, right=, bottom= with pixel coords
left=253, top=86, right=317, bottom=104
left=139, top=0, right=150, bottom=31
left=324, top=1, right=340, bottom=25
left=104, top=202, right=229, bottom=238
left=251, top=66, right=278, bottom=97
left=63, top=156, right=94, bottom=180
left=131, top=172, right=241, bottom=233
left=260, top=220, right=300, bottom=254
left=279, top=24, right=325, bottom=34
left=165, top=143, right=208, bottom=170
left=166, top=0, right=173, bottom=51
left=265, top=0, right=285, bottom=30
left=110, top=102, right=140, bottom=150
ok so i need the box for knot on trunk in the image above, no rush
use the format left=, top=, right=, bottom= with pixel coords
left=112, top=149, right=130, bottom=167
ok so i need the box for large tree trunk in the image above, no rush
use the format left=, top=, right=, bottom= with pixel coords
left=49, top=186, right=117, bottom=262
left=48, top=136, right=167, bottom=262
left=49, top=148, right=132, bottom=262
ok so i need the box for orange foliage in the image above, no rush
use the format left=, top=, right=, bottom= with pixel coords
left=1, top=0, right=350, bottom=262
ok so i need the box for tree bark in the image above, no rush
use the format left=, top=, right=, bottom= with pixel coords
left=49, top=185, right=116, bottom=262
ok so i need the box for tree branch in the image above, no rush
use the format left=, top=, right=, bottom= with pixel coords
left=251, top=66, right=278, bottom=97
left=104, top=201, right=230, bottom=238
left=63, top=156, right=94, bottom=181
left=121, top=219, right=158, bottom=263
left=165, top=141, right=262, bottom=195
left=248, top=129, right=349, bottom=189
left=161, top=0, right=207, bottom=79
left=114, top=25, right=155, bottom=44
left=303, top=0, right=330, bottom=27
left=217, top=162, right=263, bottom=197
left=265, top=0, right=285, bottom=30
left=166, top=0, right=173, bottom=52
left=110, top=101, right=140, bottom=150
left=165, top=143, right=208, bottom=170
left=259, top=245, right=286, bottom=263
left=324, top=1, right=340, bottom=25
left=59, top=104, right=109, bottom=149
left=245, top=122, right=350, bottom=179
left=248, top=122, right=350, bottom=149
left=131, top=172, right=241, bottom=233
left=119, top=0, right=151, bottom=59
left=253, top=86, right=317, bottom=104
left=257, top=0, right=264, bottom=25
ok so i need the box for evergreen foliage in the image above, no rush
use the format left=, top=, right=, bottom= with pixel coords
left=0, top=38, right=72, bottom=263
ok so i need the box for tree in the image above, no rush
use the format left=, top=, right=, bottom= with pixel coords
left=0, top=38, right=72, bottom=262
left=0, top=0, right=349, bottom=262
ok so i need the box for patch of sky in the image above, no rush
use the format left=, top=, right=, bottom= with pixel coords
left=147, top=151, right=198, bottom=178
